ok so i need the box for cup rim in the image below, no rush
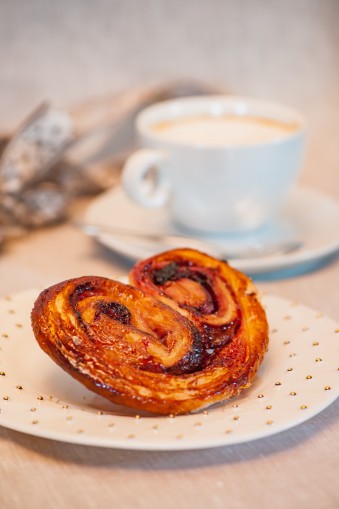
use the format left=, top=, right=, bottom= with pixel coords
left=136, top=95, right=306, bottom=150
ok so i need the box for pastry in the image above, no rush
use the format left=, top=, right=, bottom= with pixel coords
left=31, top=249, right=269, bottom=415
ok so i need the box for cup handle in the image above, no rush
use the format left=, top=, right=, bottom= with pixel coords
left=122, top=148, right=170, bottom=208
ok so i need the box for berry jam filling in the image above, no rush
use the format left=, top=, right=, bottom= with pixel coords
left=95, top=301, right=132, bottom=324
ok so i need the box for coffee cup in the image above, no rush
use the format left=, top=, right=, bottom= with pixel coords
left=122, top=95, right=305, bottom=233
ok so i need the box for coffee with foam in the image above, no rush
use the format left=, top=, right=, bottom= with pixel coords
left=123, top=96, right=305, bottom=233
left=150, top=114, right=300, bottom=146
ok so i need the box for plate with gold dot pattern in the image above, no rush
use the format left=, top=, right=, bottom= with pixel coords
left=0, top=288, right=338, bottom=450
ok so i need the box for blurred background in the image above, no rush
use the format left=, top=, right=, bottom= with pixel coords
left=0, top=0, right=338, bottom=196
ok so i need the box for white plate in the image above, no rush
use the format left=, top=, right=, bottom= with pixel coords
left=0, top=289, right=338, bottom=450
left=84, top=186, right=339, bottom=275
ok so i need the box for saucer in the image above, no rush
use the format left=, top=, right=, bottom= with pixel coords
left=84, top=186, right=339, bottom=275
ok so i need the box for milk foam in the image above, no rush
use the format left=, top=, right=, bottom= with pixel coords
left=151, top=114, right=299, bottom=146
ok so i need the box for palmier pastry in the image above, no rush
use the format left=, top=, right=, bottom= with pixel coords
left=31, top=249, right=268, bottom=415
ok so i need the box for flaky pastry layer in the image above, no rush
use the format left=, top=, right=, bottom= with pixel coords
left=31, top=249, right=269, bottom=415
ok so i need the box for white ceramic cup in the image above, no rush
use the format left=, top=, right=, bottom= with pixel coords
left=122, top=95, right=305, bottom=233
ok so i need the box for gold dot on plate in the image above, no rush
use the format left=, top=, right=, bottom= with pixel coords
left=266, top=405, right=272, bottom=410
left=62, top=404, right=69, bottom=409
left=66, top=416, right=73, bottom=421
left=233, top=415, right=239, bottom=421
left=203, top=410, right=209, bottom=415
left=271, top=328, right=278, bottom=334
left=315, top=358, right=322, bottom=362
left=275, top=382, right=282, bottom=386
left=30, top=407, right=37, bottom=412
left=300, top=405, right=308, bottom=410
left=135, top=414, right=141, bottom=420
left=232, top=404, right=239, bottom=408
left=301, top=326, right=309, bottom=332
left=8, top=310, right=15, bottom=315
left=3, top=396, right=9, bottom=400
left=0, top=371, right=5, bottom=376
left=266, top=420, right=273, bottom=425
left=324, top=386, right=331, bottom=391
left=97, top=411, right=103, bottom=416
left=15, top=323, right=23, bottom=328
left=77, top=429, right=84, bottom=434
left=168, top=414, right=175, bottom=419
left=194, top=422, right=202, bottom=427
left=287, top=367, right=293, bottom=372
left=289, top=353, right=297, bottom=357
left=152, top=424, right=159, bottom=430
left=258, top=394, right=264, bottom=398
left=290, top=391, right=297, bottom=396
left=306, top=375, right=313, bottom=380
left=2, top=333, right=9, bottom=339
left=284, top=315, right=291, bottom=321
left=108, top=423, right=115, bottom=428
left=37, top=395, right=44, bottom=400
left=127, top=434, right=135, bottom=439
left=313, top=341, right=319, bottom=346
left=32, top=420, right=39, bottom=425
left=225, top=428, right=232, bottom=434
left=16, top=385, right=23, bottom=390
left=335, top=329, right=339, bottom=333
left=283, top=340, right=291, bottom=345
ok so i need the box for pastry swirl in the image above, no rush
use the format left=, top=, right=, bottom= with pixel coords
left=31, top=249, right=269, bottom=415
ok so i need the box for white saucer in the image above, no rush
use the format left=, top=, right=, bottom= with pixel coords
left=84, top=186, right=339, bottom=275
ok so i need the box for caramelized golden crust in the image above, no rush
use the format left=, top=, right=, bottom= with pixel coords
left=129, top=248, right=269, bottom=410
left=130, top=248, right=242, bottom=349
left=31, top=249, right=269, bottom=415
